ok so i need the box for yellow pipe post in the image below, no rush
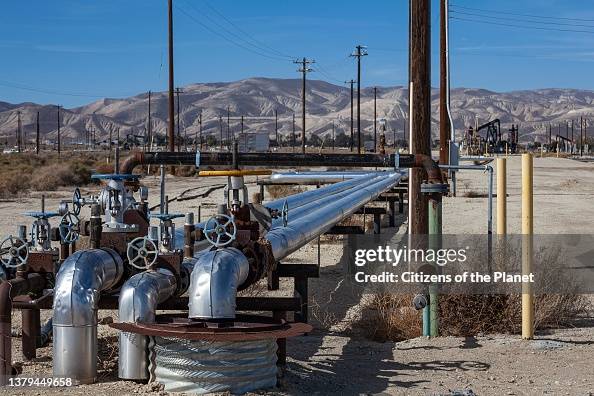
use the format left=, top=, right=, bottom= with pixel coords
left=521, top=153, right=534, bottom=339
left=496, top=158, right=507, bottom=235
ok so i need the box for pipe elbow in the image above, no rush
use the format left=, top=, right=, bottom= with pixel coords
left=118, top=269, right=177, bottom=324
left=188, top=248, right=249, bottom=319
left=53, top=248, right=124, bottom=327
left=121, top=151, right=145, bottom=175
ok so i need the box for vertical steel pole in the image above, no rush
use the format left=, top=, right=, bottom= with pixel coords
left=428, top=193, right=441, bottom=337
left=497, top=158, right=506, bottom=235
left=521, top=153, right=534, bottom=339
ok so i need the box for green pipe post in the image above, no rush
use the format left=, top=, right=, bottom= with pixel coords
left=428, top=193, right=442, bottom=337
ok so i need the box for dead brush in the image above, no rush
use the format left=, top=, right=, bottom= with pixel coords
left=355, top=293, right=422, bottom=341
left=266, top=184, right=305, bottom=199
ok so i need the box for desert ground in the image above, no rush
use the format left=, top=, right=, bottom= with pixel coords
left=0, top=154, right=593, bottom=395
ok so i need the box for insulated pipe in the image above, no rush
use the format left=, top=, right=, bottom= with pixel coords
left=53, top=248, right=124, bottom=384
left=269, top=174, right=392, bottom=229
left=188, top=248, right=249, bottom=319
left=264, top=175, right=375, bottom=212
left=269, top=171, right=385, bottom=184
left=118, top=268, right=177, bottom=380
left=265, top=172, right=404, bottom=260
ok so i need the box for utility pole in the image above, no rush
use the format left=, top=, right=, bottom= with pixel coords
left=549, top=122, right=552, bottom=147
left=275, top=109, right=279, bottom=147
left=57, top=105, right=61, bottom=155
left=409, top=0, right=431, bottom=235
left=351, top=45, right=367, bottom=154
left=292, top=112, right=296, bottom=152
left=227, top=105, right=231, bottom=147
left=439, top=0, right=450, bottom=165
left=167, top=0, right=175, bottom=152
left=36, top=111, right=40, bottom=154
left=241, top=115, right=245, bottom=149
left=332, top=120, right=336, bottom=152
left=175, top=87, right=183, bottom=151
left=16, top=111, right=22, bottom=153
left=580, top=117, right=583, bottom=156
left=219, top=116, right=223, bottom=150
left=198, top=111, right=202, bottom=150
left=373, top=87, right=377, bottom=152
left=147, top=91, right=152, bottom=152
left=294, top=57, right=314, bottom=153
left=571, top=120, right=573, bottom=154
left=345, top=80, right=355, bottom=152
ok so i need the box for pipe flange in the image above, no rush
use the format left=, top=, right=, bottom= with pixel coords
left=0, top=235, right=29, bottom=268
left=421, top=183, right=449, bottom=194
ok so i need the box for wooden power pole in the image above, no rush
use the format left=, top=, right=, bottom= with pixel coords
left=439, top=0, right=450, bottom=165
left=346, top=80, right=355, bottom=152
left=36, top=111, right=40, bottom=154
left=167, top=0, right=175, bottom=152
left=373, top=87, right=377, bottom=152
left=351, top=45, right=367, bottom=154
left=294, top=57, right=314, bottom=153
left=409, top=0, right=432, bottom=235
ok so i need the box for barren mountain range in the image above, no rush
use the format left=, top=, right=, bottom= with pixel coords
left=1, top=77, right=593, bottom=146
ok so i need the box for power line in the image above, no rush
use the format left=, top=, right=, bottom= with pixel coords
left=201, top=1, right=295, bottom=59
left=181, top=0, right=294, bottom=60
left=450, top=16, right=594, bottom=35
left=450, top=4, right=594, bottom=23
left=175, top=4, right=289, bottom=61
left=450, top=10, right=594, bottom=29
left=0, top=80, right=135, bottom=98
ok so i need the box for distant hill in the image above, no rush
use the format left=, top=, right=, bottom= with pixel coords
left=1, top=77, right=593, bottom=145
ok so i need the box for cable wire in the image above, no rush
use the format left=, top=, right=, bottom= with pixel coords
left=450, top=4, right=594, bottom=23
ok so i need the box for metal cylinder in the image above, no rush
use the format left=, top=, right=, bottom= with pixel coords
left=184, top=213, right=195, bottom=259
left=90, top=204, right=102, bottom=249
left=52, top=248, right=124, bottom=384
left=118, top=268, right=177, bottom=380
left=151, top=337, right=277, bottom=394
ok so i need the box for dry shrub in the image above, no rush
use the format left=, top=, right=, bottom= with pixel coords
left=175, top=166, right=197, bottom=177
left=30, top=162, right=92, bottom=191
left=463, top=190, right=487, bottom=198
left=356, top=294, right=422, bottom=341
left=0, top=169, right=31, bottom=198
left=439, top=294, right=589, bottom=336
left=266, top=185, right=304, bottom=199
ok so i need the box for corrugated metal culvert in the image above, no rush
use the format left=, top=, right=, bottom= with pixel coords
left=150, top=336, right=278, bottom=394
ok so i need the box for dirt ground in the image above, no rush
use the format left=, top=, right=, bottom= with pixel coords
left=0, top=155, right=593, bottom=395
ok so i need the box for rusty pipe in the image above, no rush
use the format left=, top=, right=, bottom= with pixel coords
left=120, top=151, right=145, bottom=175
left=0, top=274, right=46, bottom=384
left=413, top=154, right=444, bottom=184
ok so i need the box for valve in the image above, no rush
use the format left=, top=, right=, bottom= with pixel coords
left=281, top=200, right=289, bottom=227
left=150, top=213, right=184, bottom=252
left=203, top=214, right=237, bottom=248
left=72, top=187, right=82, bottom=216
left=126, top=236, right=158, bottom=270
left=0, top=235, right=29, bottom=268
left=59, top=212, right=80, bottom=244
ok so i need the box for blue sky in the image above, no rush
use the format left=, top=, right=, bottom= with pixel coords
left=2, top=0, right=594, bottom=107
